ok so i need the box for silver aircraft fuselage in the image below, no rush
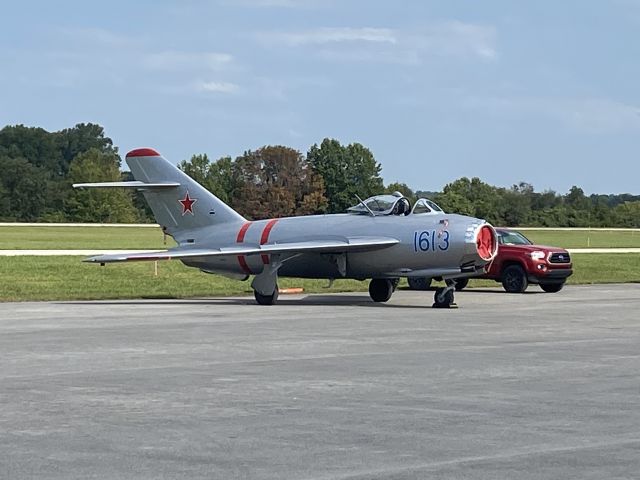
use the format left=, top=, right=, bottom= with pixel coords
left=181, top=212, right=491, bottom=281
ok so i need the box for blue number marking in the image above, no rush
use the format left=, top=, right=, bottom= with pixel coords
left=413, top=230, right=449, bottom=252
left=438, top=230, right=450, bottom=251
left=418, top=231, right=430, bottom=251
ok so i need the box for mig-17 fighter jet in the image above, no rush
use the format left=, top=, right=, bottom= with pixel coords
left=74, top=148, right=497, bottom=307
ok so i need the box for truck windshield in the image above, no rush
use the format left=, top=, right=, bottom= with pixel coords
left=498, top=230, right=532, bottom=245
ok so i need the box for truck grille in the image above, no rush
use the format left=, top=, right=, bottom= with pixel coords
left=549, top=252, right=571, bottom=263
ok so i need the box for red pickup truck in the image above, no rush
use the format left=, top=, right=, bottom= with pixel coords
left=478, top=228, right=573, bottom=292
left=408, top=228, right=573, bottom=293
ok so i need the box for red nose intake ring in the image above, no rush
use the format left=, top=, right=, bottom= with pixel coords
left=476, top=224, right=497, bottom=261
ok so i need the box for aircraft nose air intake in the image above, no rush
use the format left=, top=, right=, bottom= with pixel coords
left=476, top=224, right=498, bottom=261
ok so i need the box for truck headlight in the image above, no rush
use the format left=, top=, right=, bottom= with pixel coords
left=529, top=251, right=546, bottom=260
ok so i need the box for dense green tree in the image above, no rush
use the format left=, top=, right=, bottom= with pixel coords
left=435, top=177, right=502, bottom=222
left=434, top=190, right=475, bottom=216
left=56, top=123, right=116, bottom=175
left=1, top=122, right=639, bottom=227
left=500, top=189, right=530, bottom=226
left=307, top=138, right=383, bottom=213
left=0, top=125, right=62, bottom=174
left=565, top=186, right=590, bottom=211
left=0, top=155, right=49, bottom=220
left=232, top=146, right=327, bottom=220
left=65, top=149, right=138, bottom=223
left=0, top=123, right=120, bottom=221
left=613, top=201, right=640, bottom=228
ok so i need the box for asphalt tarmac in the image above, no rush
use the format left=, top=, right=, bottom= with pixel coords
left=1, top=284, right=639, bottom=479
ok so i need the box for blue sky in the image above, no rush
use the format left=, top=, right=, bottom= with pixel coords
left=1, top=0, right=639, bottom=195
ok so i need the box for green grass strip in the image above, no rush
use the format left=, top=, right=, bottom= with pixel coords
left=0, top=254, right=637, bottom=302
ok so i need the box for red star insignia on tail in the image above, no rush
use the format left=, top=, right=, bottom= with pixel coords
left=179, top=191, right=197, bottom=215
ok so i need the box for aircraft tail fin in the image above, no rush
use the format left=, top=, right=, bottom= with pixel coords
left=124, top=148, right=245, bottom=240
left=75, top=148, right=246, bottom=242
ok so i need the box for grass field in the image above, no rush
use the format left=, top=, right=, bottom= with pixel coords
left=0, top=225, right=638, bottom=302
left=1, top=225, right=639, bottom=250
left=0, top=226, right=173, bottom=249
left=0, top=256, right=368, bottom=302
left=0, top=254, right=638, bottom=302
left=521, top=229, right=640, bottom=249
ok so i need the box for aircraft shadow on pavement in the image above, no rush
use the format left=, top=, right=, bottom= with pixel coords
left=397, top=286, right=545, bottom=295
left=461, top=288, right=544, bottom=295
left=61, top=294, right=436, bottom=309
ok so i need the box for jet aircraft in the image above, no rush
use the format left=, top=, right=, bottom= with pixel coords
left=74, top=148, right=498, bottom=307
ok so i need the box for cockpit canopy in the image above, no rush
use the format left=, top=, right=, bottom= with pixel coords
left=411, top=197, right=444, bottom=215
left=347, top=193, right=444, bottom=216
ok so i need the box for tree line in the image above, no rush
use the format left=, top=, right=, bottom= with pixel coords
left=1, top=124, right=638, bottom=227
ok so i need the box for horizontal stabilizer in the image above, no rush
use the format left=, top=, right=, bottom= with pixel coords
left=83, top=236, right=399, bottom=263
left=73, top=181, right=180, bottom=189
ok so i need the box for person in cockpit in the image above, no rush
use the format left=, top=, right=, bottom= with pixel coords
left=391, top=192, right=411, bottom=216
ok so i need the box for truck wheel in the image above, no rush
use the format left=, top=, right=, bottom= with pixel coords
left=540, top=283, right=564, bottom=293
left=369, top=279, right=394, bottom=302
left=407, top=277, right=432, bottom=291
left=446, top=278, right=469, bottom=291
left=502, top=265, right=528, bottom=293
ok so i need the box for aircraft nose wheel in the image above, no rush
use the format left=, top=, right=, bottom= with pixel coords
left=433, top=286, right=457, bottom=309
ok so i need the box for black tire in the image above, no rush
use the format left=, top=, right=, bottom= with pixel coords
left=433, top=287, right=454, bottom=307
left=540, top=282, right=564, bottom=293
left=254, top=287, right=279, bottom=305
left=446, top=278, right=469, bottom=291
left=501, top=265, right=528, bottom=293
left=369, top=279, right=394, bottom=302
left=454, top=278, right=469, bottom=291
left=407, top=277, right=432, bottom=291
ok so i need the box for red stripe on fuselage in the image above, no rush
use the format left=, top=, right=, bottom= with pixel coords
left=237, top=255, right=251, bottom=275
left=260, top=219, right=279, bottom=264
left=236, top=221, right=253, bottom=275
left=236, top=221, right=251, bottom=243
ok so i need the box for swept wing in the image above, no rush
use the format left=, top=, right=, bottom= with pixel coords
left=83, top=236, right=399, bottom=263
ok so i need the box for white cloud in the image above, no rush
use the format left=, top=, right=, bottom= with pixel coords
left=144, top=51, right=234, bottom=71
left=258, top=27, right=397, bottom=46
left=195, top=80, right=240, bottom=94
left=258, top=21, right=497, bottom=63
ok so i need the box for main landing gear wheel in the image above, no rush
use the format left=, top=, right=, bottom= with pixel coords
left=254, top=287, right=279, bottom=305
left=407, top=277, right=432, bottom=291
left=369, top=279, right=394, bottom=303
left=454, top=278, right=469, bottom=291
left=433, top=287, right=456, bottom=309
